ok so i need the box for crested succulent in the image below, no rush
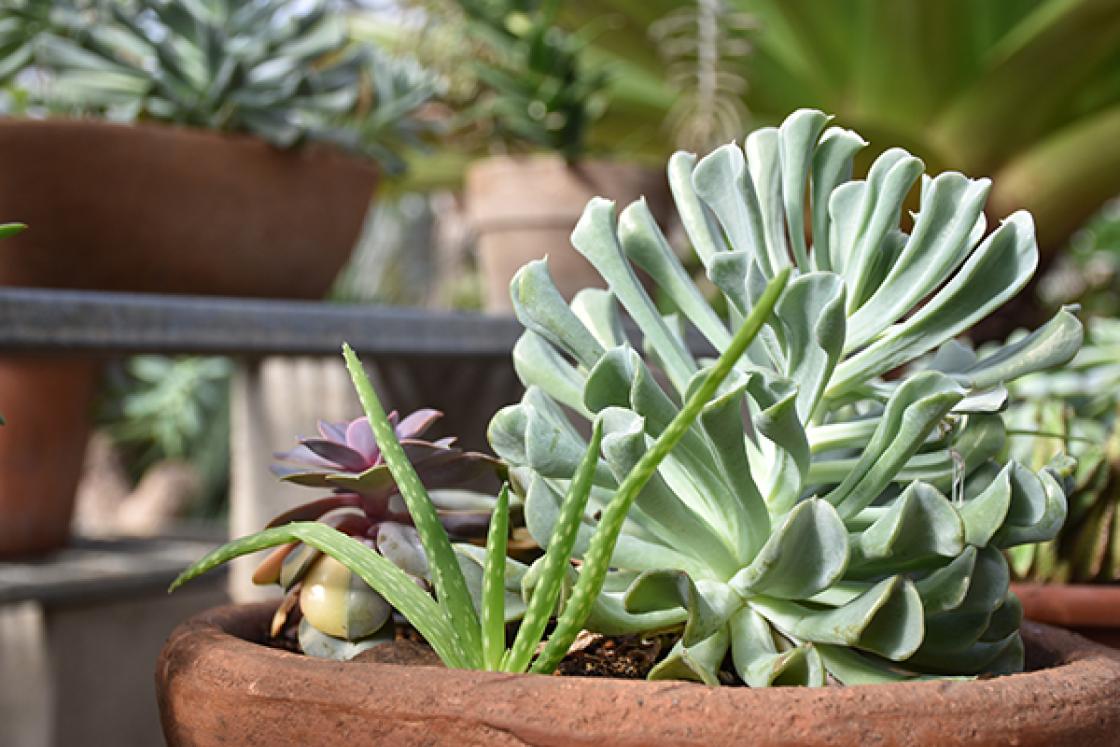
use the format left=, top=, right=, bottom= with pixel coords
left=252, top=410, right=504, bottom=659
left=19, top=0, right=437, bottom=172
left=488, top=108, right=1083, bottom=686
left=1005, top=318, right=1120, bottom=583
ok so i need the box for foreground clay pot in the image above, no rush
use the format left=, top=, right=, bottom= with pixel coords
left=0, top=118, right=378, bottom=555
left=1014, top=582, right=1120, bottom=648
left=157, top=603, right=1120, bottom=746
left=466, top=155, right=670, bottom=312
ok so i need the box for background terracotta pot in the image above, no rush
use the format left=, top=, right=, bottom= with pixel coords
left=466, top=155, right=671, bottom=312
left=0, top=118, right=378, bottom=297
left=1014, top=583, right=1120, bottom=648
left=157, top=603, right=1120, bottom=747
left=0, top=118, right=379, bottom=556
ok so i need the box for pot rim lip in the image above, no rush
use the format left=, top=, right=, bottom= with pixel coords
left=163, top=601, right=1120, bottom=699
left=0, top=116, right=377, bottom=172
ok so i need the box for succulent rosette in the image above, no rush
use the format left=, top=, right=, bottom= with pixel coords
left=255, top=409, right=504, bottom=658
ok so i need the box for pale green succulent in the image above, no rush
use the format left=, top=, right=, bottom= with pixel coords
left=489, top=108, right=1083, bottom=686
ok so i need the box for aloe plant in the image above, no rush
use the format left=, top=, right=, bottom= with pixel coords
left=488, top=108, right=1081, bottom=686
left=1006, top=318, right=1120, bottom=583
left=13, top=0, right=437, bottom=172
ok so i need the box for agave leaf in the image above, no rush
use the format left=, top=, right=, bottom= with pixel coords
left=510, top=260, right=605, bottom=369
left=618, top=200, right=732, bottom=353
left=600, top=409, right=739, bottom=571
left=845, top=173, right=990, bottom=349
left=744, top=127, right=793, bottom=275
left=700, top=382, right=770, bottom=561
left=913, top=546, right=978, bottom=615
left=962, top=307, right=1083, bottom=389
left=778, top=109, right=831, bottom=268
left=752, top=576, right=925, bottom=661
left=831, top=148, right=924, bottom=311
left=584, top=346, right=638, bottom=413
left=624, top=571, right=742, bottom=647
left=512, top=331, right=589, bottom=417
left=692, top=144, right=768, bottom=272
left=647, top=627, right=730, bottom=686
left=776, top=272, right=847, bottom=421
left=729, top=606, right=826, bottom=687
left=810, top=127, right=867, bottom=272
left=851, top=482, right=965, bottom=570
left=668, top=151, right=725, bottom=265
left=817, top=644, right=926, bottom=685
left=993, top=463, right=1069, bottom=547
left=829, top=212, right=1039, bottom=397
left=744, top=373, right=808, bottom=515
left=827, top=372, right=964, bottom=518
left=571, top=198, right=698, bottom=391
left=730, top=499, right=848, bottom=599
left=570, top=288, right=627, bottom=349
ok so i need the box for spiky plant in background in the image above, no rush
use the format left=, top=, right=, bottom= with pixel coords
left=252, top=410, right=505, bottom=659
left=490, top=108, right=1082, bottom=685
left=14, top=0, right=437, bottom=172
left=1006, top=319, right=1120, bottom=583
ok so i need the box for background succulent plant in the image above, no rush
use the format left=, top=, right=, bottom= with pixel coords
left=1005, top=318, right=1120, bottom=583
left=489, top=108, right=1082, bottom=686
left=15, top=0, right=437, bottom=172
left=253, top=409, right=504, bottom=659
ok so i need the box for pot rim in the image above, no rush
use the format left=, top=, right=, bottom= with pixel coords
left=1012, top=581, right=1120, bottom=628
left=0, top=116, right=377, bottom=173
left=157, top=602, right=1120, bottom=746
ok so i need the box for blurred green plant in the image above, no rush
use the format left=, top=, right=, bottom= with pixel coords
left=380, top=0, right=609, bottom=163
left=1006, top=319, right=1120, bottom=583
left=556, top=0, right=1120, bottom=259
left=99, top=356, right=232, bottom=517
left=6, top=0, right=439, bottom=172
left=1039, top=199, right=1120, bottom=317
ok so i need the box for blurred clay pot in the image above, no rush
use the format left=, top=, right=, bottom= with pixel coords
left=157, top=603, right=1120, bottom=746
left=466, top=155, right=670, bottom=312
left=0, top=358, right=97, bottom=557
left=0, top=117, right=378, bottom=297
left=0, top=118, right=378, bottom=555
left=1014, top=583, right=1120, bottom=648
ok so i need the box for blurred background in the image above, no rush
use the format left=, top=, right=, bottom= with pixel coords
left=0, top=0, right=1118, bottom=744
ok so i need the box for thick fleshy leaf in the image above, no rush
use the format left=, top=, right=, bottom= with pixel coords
left=510, top=259, right=604, bottom=369
left=647, top=627, right=730, bottom=686
left=730, top=607, right=826, bottom=687
left=512, top=331, right=589, bottom=417
left=851, top=482, right=965, bottom=570
left=751, top=576, right=925, bottom=661
left=776, top=272, right=846, bottom=421
left=730, top=499, right=848, bottom=599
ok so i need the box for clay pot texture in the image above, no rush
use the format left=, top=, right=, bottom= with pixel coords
left=0, top=117, right=378, bottom=298
left=1014, top=582, right=1120, bottom=648
left=0, top=118, right=377, bottom=556
left=157, top=603, right=1120, bottom=746
left=0, top=358, right=97, bottom=557
left=466, top=155, right=670, bottom=312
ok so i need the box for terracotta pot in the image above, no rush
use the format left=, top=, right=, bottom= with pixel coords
left=0, top=117, right=378, bottom=298
left=156, top=603, right=1120, bottom=746
left=0, top=358, right=97, bottom=557
left=0, top=118, right=378, bottom=555
left=1014, top=582, right=1120, bottom=648
left=466, top=155, right=670, bottom=312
